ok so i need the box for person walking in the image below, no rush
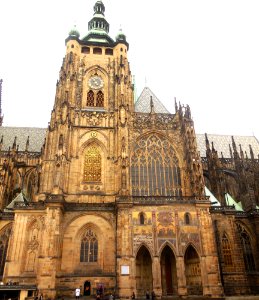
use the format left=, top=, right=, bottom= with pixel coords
left=75, top=287, right=81, bottom=299
left=151, top=291, right=155, bottom=300
left=146, top=290, right=150, bottom=300
left=131, top=292, right=135, bottom=300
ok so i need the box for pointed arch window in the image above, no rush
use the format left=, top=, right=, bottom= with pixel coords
left=131, top=134, right=182, bottom=196
left=185, top=213, right=191, bottom=225
left=87, top=90, right=95, bottom=106
left=84, top=146, right=102, bottom=182
left=237, top=224, right=255, bottom=272
left=86, top=90, right=104, bottom=108
left=221, top=233, right=233, bottom=266
left=80, top=229, right=98, bottom=262
left=0, top=227, right=11, bottom=276
left=96, top=91, right=104, bottom=107
left=139, top=212, right=145, bottom=225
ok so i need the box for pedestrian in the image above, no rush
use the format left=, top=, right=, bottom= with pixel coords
left=146, top=290, right=150, bottom=300
left=39, top=294, right=43, bottom=300
left=109, top=293, right=114, bottom=300
left=75, top=287, right=81, bottom=299
left=151, top=291, right=155, bottom=300
left=131, top=292, right=135, bottom=300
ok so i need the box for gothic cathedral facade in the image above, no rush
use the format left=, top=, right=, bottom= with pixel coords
left=0, top=1, right=259, bottom=299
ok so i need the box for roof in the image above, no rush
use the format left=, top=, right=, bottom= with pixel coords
left=0, top=127, right=46, bottom=152
left=135, top=87, right=170, bottom=114
left=0, top=128, right=258, bottom=159
left=196, top=133, right=259, bottom=158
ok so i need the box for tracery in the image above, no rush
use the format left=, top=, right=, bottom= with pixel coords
left=131, top=134, right=181, bottom=196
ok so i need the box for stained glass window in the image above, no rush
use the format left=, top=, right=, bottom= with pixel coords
left=80, top=229, right=98, bottom=262
left=221, top=233, right=233, bottom=266
left=131, top=134, right=182, bottom=196
left=237, top=224, right=255, bottom=271
left=84, top=146, right=101, bottom=182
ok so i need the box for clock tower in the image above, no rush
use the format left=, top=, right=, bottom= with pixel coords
left=39, top=0, right=133, bottom=198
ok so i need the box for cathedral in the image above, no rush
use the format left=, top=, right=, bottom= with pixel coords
left=0, top=1, right=259, bottom=299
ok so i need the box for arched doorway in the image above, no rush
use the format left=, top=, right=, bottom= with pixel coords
left=84, top=281, right=91, bottom=296
left=184, top=245, right=202, bottom=295
left=160, top=245, right=177, bottom=295
left=136, top=246, right=153, bottom=296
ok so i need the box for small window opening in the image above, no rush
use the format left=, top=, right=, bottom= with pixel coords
left=139, top=212, right=145, bottom=225
left=93, top=47, right=102, bottom=55
left=185, top=213, right=190, bottom=225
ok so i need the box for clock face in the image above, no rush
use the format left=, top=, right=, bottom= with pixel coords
left=88, top=76, right=104, bottom=89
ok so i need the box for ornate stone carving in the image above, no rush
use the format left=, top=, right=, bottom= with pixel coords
left=132, top=113, right=177, bottom=130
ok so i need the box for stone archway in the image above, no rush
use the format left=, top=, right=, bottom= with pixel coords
left=160, top=245, right=177, bottom=295
left=136, top=245, right=153, bottom=296
left=184, top=245, right=202, bottom=295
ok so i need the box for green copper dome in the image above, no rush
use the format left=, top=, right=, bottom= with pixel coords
left=69, top=25, right=80, bottom=38
left=116, top=28, right=127, bottom=42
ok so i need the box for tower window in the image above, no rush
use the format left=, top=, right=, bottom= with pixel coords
left=80, top=229, right=98, bottom=262
left=87, top=90, right=95, bottom=106
left=84, top=146, right=101, bottom=183
left=86, top=91, right=104, bottom=108
left=96, top=91, right=104, bottom=107
left=93, top=47, right=102, bottom=55
left=105, top=48, right=113, bottom=55
left=82, top=47, right=90, bottom=54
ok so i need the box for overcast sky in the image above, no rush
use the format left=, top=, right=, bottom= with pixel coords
left=0, top=0, right=259, bottom=139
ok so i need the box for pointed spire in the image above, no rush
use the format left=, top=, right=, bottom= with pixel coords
left=205, top=133, right=210, bottom=150
left=229, top=144, right=233, bottom=159
left=25, top=136, right=30, bottom=152
left=12, top=136, right=17, bottom=150
left=150, top=96, right=155, bottom=113
left=231, top=136, right=238, bottom=153
left=249, top=144, right=255, bottom=160
left=174, top=97, right=178, bottom=112
left=239, top=144, right=244, bottom=160
left=211, top=141, right=216, bottom=152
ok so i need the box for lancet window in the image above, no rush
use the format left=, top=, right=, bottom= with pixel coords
left=237, top=224, right=255, bottom=271
left=86, top=90, right=104, bottom=107
left=221, top=233, right=233, bottom=267
left=131, top=134, right=182, bottom=196
left=80, top=229, right=98, bottom=262
left=87, top=90, right=95, bottom=106
left=0, top=226, right=11, bottom=276
left=83, top=146, right=102, bottom=182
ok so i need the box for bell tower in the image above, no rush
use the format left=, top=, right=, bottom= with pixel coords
left=39, top=0, right=134, bottom=200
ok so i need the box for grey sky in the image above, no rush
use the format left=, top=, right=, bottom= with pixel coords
left=0, top=0, right=259, bottom=139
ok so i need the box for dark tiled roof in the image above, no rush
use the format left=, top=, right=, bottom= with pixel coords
left=196, top=134, right=259, bottom=158
left=135, top=87, right=170, bottom=113
left=0, top=127, right=258, bottom=159
left=0, top=127, right=46, bottom=152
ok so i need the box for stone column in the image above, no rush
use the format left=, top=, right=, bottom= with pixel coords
left=176, top=256, right=187, bottom=296
left=152, top=256, right=162, bottom=297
